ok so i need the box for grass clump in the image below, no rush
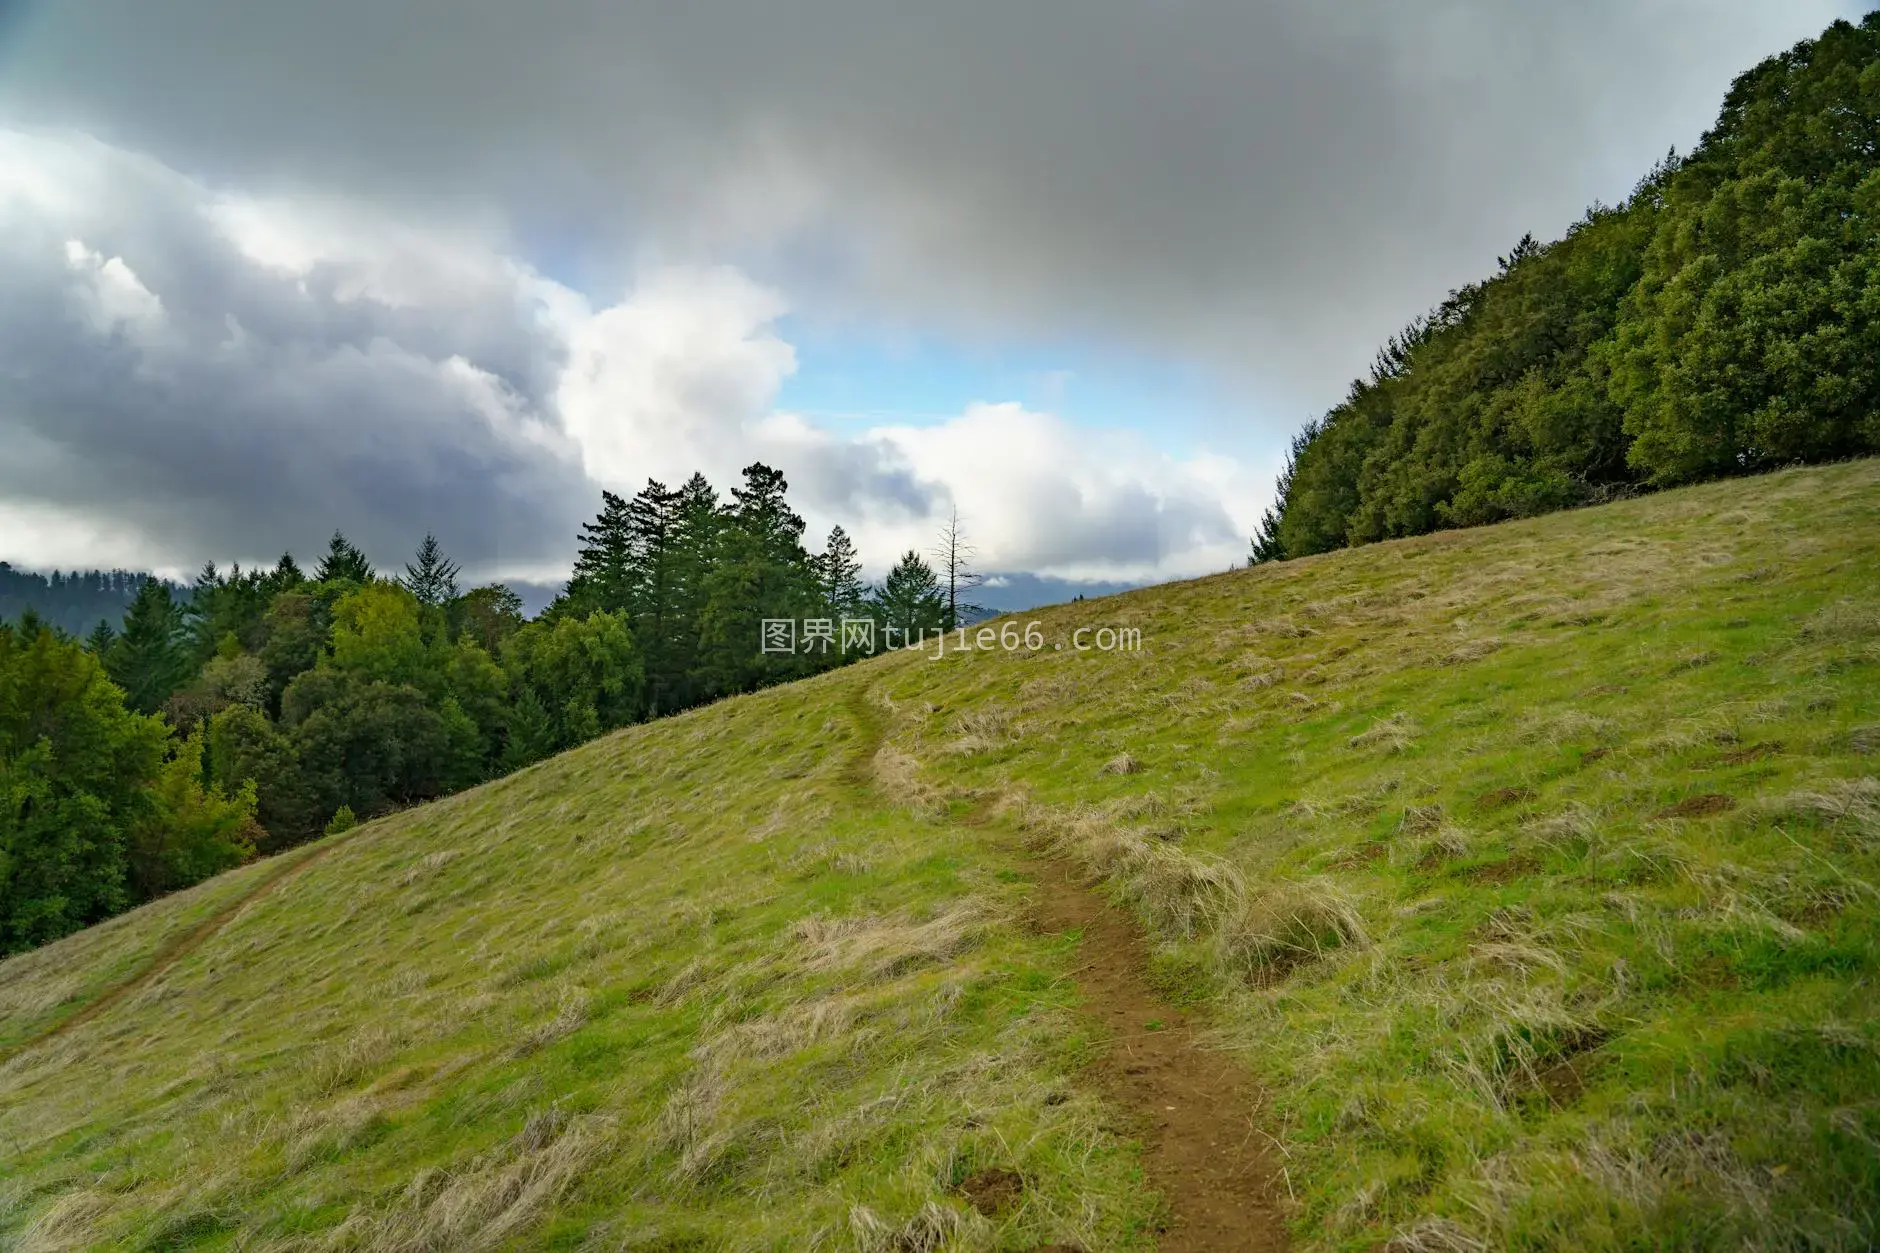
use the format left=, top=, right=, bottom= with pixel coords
left=1218, top=878, right=1369, bottom=981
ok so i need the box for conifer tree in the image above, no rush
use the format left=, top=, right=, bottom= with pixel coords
left=870, top=551, right=946, bottom=645
left=623, top=480, right=684, bottom=714
left=401, top=534, right=462, bottom=607
left=567, top=491, right=633, bottom=614
left=696, top=464, right=817, bottom=697
left=815, top=525, right=867, bottom=618
left=85, top=619, right=117, bottom=656
left=314, top=531, right=374, bottom=585
left=106, top=579, right=192, bottom=714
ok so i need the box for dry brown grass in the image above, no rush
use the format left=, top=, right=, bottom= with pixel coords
left=1349, top=713, right=1419, bottom=755
left=1764, top=777, right=1880, bottom=843
left=794, top=905, right=994, bottom=980
left=332, top=1111, right=611, bottom=1250
left=1218, top=878, right=1369, bottom=981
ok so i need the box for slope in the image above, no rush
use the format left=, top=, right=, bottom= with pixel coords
left=3, top=460, right=1878, bottom=1251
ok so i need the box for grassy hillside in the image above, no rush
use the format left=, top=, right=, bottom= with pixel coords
left=3, top=460, right=1878, bottom=1251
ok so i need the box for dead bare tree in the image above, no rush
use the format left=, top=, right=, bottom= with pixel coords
left=930, top=507, right=985, bottom=629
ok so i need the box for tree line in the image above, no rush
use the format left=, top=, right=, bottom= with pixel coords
left=1253, top=14, right=1880, bottom=562
left=1, top=462, right=974, bottom=954
left=0, top=565, right=178, bottom=638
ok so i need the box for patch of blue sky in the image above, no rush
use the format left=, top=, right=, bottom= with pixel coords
left=770, top=315, right=1263, bottom=460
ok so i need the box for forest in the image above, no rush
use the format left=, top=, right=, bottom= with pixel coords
left=1253, top=15, right=1880, bottom=561
left=0, top=463, right=960, bottom=954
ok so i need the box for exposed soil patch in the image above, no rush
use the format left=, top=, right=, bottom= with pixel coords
left=1460, top=855, right=1540, bottom=884
left=1655, top=794, right=1737, bottom=819
left=1331, top=843, right=1388, bottom=870
left=957, top=1167, right=1026, bottom=1216
left=1031, top=858, right=1287, bottom=1252
left=1715, top=741, right=1783, bottom=765
left=1476, top=786, right=1537, bottom=810
left=1527, top=1029, right=1610, bottom=1108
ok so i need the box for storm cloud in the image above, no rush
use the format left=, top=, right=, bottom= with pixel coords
left=0, top=1, right=1863, bottom=582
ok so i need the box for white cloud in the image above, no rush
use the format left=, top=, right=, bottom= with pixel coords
left=0, top=129, right=1264, bottom=584
left=553, top=266, right=798, bottom=489
left=63, top=238, right=167, bottom=340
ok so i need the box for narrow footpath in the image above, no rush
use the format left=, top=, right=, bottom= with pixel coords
left=845, top=683, right=1287, bottom=1252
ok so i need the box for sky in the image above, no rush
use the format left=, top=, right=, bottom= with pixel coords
left=0, top=1, right=1867, bottom=595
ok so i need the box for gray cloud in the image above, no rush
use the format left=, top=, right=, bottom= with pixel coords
left=0, top=3, right=1865, bottom=584
left=0, top=134, right=592, bottom=578
left=0, top=1, right=1858, bottom=420
left=0, top=133, right=1252, bottom=583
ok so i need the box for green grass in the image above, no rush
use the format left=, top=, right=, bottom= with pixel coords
left=3, top=460, right=1879, bottom=1250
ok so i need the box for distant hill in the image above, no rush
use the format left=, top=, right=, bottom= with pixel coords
left=4, top=460, right=1876, bottom=1249
left=0, top=563, right=174, bottom=636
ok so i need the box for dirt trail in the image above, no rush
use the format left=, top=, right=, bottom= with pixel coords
left=1029, top=855, right=1288, bottom=1251
left=846, top=682, right=1287, bottom=1251
left=1, top=839, right=339, bottom=1064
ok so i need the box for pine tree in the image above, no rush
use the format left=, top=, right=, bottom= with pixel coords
left=267, top=553, right=305, bottom=594
left=567, top=491, right=633, bottom=614
left=930, top=508, right=984, bottom=630
left=85, top=619, right=117, bottom=656
left=814, top=526, right=866, bottom=617
left=401, top=534, right=462, bottom=607
left=623, top=481, right=684, bottom=714
left=314, top=531, right=374, bottom=585
left=729, top=463, right=809, bottom=565
left=106, top=578, right=192, bottom=714
left=695, top=465, right=818, bottom=698
left=665, top=473, right=725, bottom=709
left=871, top=551, right=946, bottom=645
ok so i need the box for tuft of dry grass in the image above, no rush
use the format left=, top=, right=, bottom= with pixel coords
left=334, top=1111, right=611, bottom=1250
left=1349, top=713, right=1419, bottom=755
left=794, top=906, right=993, bottom=980
left=512, top=985, right=593, bottom=1057
left=1100, top=752, right=1144, bottom=775
left=1763, top=777, right=1880, bottom=843
left=1218, top=878, right=1369, bottom=981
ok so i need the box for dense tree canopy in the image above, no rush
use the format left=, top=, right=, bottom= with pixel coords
left=0, top=460, right=958, bottom=953
left=1256, top=15, right=1880, bottom=561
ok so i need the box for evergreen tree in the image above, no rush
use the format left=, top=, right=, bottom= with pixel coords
left=566, top=491, right=634, bottom=614
left=870, top=551, right=946, bottom=646
left=184, top=562, right=275, bottom=663
left=695, top=465, right=818, bottom=696
left=665, top=472, right=726, bottom=706
left=106, top=579, right=192, bottom=714
left=268, top=552, right=305, bottom=592
left=814, top=525, right=867, bottom=618
left=84, top=619, right=117, bottom=656
left=498, top=686, right=557, bottom=772
left=621, top=480, right=685, bottom=715
left=728, top=462, right=809, bottom=564
left=314, top=531, right=374, bottom=585
left=401, top=534, right=462, bottom=607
